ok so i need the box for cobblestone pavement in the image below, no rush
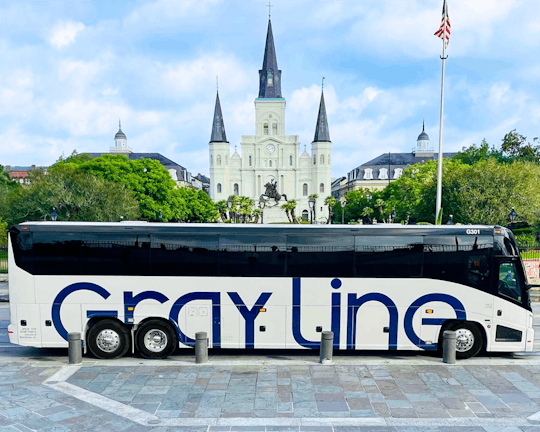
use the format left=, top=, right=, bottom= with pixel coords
left=3, top=357, right=540, bottom=431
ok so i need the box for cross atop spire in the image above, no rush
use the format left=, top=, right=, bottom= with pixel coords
left=313, top=88, right=331, bottom=142
left=258, top=18, right=282, bottom=98
left=210, top=90, right=228, bottom=143
left=267, top=2, right=272, bottom=19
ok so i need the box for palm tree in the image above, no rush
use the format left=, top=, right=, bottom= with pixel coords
left=375, top=198, right=385, bottom=222
left=281, top=200, right=298, bottom=224
left=252, top=208, right=261, bottom=223
left=216, top=200, right=229, bottom=221
left=324, top=196, right=337, bottom=224
left=309, top=194, right=319, bottom=223
left=361, top=207, right=374, bottom=224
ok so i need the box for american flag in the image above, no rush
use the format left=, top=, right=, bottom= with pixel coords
left=434, top=0, right=451, bottom=48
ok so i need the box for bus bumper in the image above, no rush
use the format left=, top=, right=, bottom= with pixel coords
left=526, top=327, right=534, bottom=351
left=7, top=323, right=17, bottom=345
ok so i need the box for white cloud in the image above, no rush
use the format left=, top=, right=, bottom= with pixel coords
left=49, top=21, right=85, bottom=49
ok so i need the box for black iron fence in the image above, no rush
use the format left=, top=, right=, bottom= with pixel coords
left=519, top=243, right=540, bottom=261
left=0, top=247, right=6, bottom=274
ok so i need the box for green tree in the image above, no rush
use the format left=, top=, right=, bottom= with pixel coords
left=71, top=154, right=177, bottom=221
left=501, top=130, right=540, bottom=163
left=215, top=200, right=229, bottom=221
left=361, top=207, right=374, bottom=224
left=341, top=188, right=379, bottom=223
left=281, top=200, right=299, bottom=224
left=324, top=196, right=337, bottom=224
left=5, top=165, right=140, bottom=227
left=0, top=222, right=7, bottom=247
left=0, top=165, right=20, bottom=223
left=308, top=194, right=319, bottom=223
left=175, top=188, right=218, bottom=223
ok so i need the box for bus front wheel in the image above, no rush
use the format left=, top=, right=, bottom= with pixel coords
left=446, top=321, right=483, bottom=359
left=135, top=319, right=178, bottom=359
left=87, top=319, right=130, bottom=360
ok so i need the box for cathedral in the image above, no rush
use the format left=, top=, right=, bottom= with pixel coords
left=208, top=18, right=332, bottom=223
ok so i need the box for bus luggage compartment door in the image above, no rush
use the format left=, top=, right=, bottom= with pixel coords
left=16, top=304, right=42, bottom=347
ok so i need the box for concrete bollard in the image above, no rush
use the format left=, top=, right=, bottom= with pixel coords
left=195, top=332, right=208, bottom=364
left=320, top=331, right=334, bottom=364
left=442, top=330, right=456, bottom=364
left=68, top=332, right=82, bottom=365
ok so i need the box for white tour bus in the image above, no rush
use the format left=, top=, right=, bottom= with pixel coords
left=7, top=222, right=535, bottom=359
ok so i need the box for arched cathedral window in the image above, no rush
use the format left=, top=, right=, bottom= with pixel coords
left=249, top=155, right=252, bottom=166
left=269, top=160, right=272, bottom=167
left=217, top=155, right=221, bottom=165
left=272, top=123, right=277, bottom=135
left=320, top=183, right=324, bottom=193
left=268, top=70, right=273, bottom=86
left=303, top=183, right=308, bottom=196
left=217, top=183, right=222, bottom=193
left=320, top=155, right=324, bottom=165
left=264, top=124, right=269, bottom=135
left=234, top=183, right=239, bottom=195
left=210, top=155, right=213, bottom=165
left=313, top=155, right=316, bottom=165
left=290, top=155, right=293, bottom=166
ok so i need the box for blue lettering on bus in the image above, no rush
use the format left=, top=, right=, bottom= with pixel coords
left=292, top=278, right=318, bottom=349
left=52, top=283, right=111, bottom=341
left=168, top=292, right=221, bottom=348
left=346, top=293, right=398, bottom=350
left=228, top=292, right=272, bottom=349
left=50, top=280, right=468, bottom=351
left=124, top=291, right=169, bottom=324
left=404, top=293, right=466, bottom=351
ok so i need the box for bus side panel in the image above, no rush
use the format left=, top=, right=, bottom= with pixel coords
left=40, top=303, right=69, bottom=348
left=490, top=296, right=530, bottom=352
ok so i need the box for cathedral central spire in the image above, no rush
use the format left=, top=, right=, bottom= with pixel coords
left=258, top=19, right=282, bottom=98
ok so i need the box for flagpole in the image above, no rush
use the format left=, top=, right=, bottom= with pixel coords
left=435, top=19, right=447, bottom=223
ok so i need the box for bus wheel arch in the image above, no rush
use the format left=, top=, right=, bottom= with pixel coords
left=86, top=318, right=131, bottom=360
left=135, top=318, right=178, bottom=359
left=438, top=320, right=484, bottom=359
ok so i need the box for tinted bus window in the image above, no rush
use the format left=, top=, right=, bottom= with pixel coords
left=219, top=235, right=286, bottom=277
left=286, top=235, right=354, bottom=277
left=33, top=232, right=81, bottom=275
left=82, top=232, right=150, bottom=275
left=151, top=234, right=218, bottom=276
left=354, top=236, right=423, bottom=277
left=423, top=236, right=492, bottom=292
left=11, top=232, right=33, bottom=274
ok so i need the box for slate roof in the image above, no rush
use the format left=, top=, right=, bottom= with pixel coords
left=313, top=91, right=330, bottom=142
left=86, top=153, right=187, bottom=171
left=258, top=19, right=282, bottom=98
left=210, top=90, right=228, bottom=143
left=348, top=152, right=457, bottom=182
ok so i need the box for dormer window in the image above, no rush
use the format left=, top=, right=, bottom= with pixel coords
left=364, top=168, right=373, bottom=180
left=268, top=70, right=273, bottom=87
left=264, top=123, right=269, bottom=135
left=393, top=168, right=403, bottom=179
left=379, top=168, right=388, bottom=180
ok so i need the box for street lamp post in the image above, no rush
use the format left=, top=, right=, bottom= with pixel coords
left=236, top=203, right=241, bottom=223
left=340, top=198, right=346, bottom=225
left=509, top=207, right=517, bottom=230
left=158, top=209, right=162, bottom=222
left=259, top=197, right=266, bottom=224
left=390, top=209, right=397, bottom=224
left=50, top=207, right=58, bottom=222
left=226, top=197, right=233, bottom=222
left=308, top=197, right=315, bottom=224
left=446, top=214, right=455, bottom=225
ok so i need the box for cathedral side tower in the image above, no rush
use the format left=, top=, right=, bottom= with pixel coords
left=209, top=90, right=230, bottom=200
left=110, top=120, right=132, bottom=155
left=311, top=88, right=332, bottom=219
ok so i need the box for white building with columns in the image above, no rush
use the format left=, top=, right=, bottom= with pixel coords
left=209, top=19, right=332, bottom=223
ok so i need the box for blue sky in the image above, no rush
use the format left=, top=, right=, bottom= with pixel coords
left=1, top=0, right=540, bottom=179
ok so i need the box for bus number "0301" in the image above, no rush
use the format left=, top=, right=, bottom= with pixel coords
left=466, top=229, right=480, bottom=235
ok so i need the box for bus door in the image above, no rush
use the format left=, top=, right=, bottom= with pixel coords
left=491, top=260, right=529, bottom=351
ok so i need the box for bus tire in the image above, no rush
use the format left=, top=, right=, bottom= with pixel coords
left=136, top=319, right=178, bottom=359
left=87, top=319, right=130, bottom=360
left=447, top=321, right=483, bottom=359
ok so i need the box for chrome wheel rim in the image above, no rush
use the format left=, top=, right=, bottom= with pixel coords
left=455, top=329, right=474, bottom=352
left=96, top=329, right=120, bottom=353
left=144, top=329, right=168, bottom=353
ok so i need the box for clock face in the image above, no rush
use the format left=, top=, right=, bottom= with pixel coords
left=267, top=144, right=275, bottom=154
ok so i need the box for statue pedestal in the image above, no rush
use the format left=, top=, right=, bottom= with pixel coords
left=261, top=204, right=291, bottom=224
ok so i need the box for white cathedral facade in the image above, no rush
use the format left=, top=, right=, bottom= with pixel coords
left=209, top=19, right=332, bottom=223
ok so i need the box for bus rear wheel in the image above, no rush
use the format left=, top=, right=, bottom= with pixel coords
left=87, top=319, right=130, bottom=360
left=136, top=320, right=178, bottom=359
left=446, top=321, right=483, bottom=359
